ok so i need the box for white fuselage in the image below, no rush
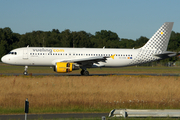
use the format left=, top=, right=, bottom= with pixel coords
left=1, top=47, right=140, bottom=68
left=0, top=22, right=174, bottom=75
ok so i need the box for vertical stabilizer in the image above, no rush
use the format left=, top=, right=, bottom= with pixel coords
left=141, top=22, right=174, bottom=52
left=130, top=22, right=174, bottom=65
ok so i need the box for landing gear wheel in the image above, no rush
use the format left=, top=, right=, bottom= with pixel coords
left=23, top=71, right=28, bottom=75
left=81, top=70, right=85, bottom=75
left=84, top=71, right=89, bottom=76
left=80, top=69, right=89, bottom=76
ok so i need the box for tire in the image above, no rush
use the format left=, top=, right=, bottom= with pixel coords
left=23, top=71, right=28, bottom=75
left=84, top=71, right=89, bottom=76
left=81, top=70, right=85, bottom=75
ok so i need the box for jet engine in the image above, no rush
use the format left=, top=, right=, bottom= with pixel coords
left=54, top=62, right=79, bottom=73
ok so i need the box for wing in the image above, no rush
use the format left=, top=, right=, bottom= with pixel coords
left=67, top=56, right=108, bottom=67
left=52, top=54, right=116, bottom=67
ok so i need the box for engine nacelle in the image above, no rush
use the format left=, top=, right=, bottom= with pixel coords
left=54, top=62, right=79, bottom=73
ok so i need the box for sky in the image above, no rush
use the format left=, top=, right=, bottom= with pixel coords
left=0, top=0, right=180, bottom=40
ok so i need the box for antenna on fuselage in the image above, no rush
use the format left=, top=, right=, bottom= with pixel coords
left=103, top=46, right=105, bottom=49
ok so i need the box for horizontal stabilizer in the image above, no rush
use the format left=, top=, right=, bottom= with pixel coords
left=153, top=51, right=177, bottom=59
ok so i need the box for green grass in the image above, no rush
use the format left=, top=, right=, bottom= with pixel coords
left=1, top=63, right=180, bottom=119
left=1, top=62, right=180, bottom=74
left=1, top=116, right=179, bottom=120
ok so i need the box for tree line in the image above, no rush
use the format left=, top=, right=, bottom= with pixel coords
left=0, top=27, right=180, bottom=63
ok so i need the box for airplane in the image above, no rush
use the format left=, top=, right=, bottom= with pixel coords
left=1, top=22, right=176, bottom=76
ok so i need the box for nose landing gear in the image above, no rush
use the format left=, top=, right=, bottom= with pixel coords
left=23, top=66, right=28, bottom=75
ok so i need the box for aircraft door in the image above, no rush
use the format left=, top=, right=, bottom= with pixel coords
left=23, top=49, right=28, bottom=59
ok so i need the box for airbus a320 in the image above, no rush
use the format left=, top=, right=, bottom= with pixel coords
left=1, top=22, right=176, bottom=75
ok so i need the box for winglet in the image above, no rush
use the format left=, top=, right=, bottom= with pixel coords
left=110, top=54, right=116, bottom=59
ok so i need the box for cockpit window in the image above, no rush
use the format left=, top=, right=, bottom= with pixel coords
left=8, top=52, right=17, bottom=55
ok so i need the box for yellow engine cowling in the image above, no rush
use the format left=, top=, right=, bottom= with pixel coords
left=54, top=62, right=73, bottom=73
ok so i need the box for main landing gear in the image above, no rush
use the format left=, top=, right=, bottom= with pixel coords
left=23, top=66, right=28, bottom=75
left=80, top=69, right=89, bottom=76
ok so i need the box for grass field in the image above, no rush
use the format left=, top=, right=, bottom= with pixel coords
left=30, top=118, right=180, bottom=120
left=1, top=75, right=180, bottom=115
left=9, top=118, right=180, bottom=120
left=1, top=63, right=180, bottom=116
left=1, top=62, right=180, bottom=74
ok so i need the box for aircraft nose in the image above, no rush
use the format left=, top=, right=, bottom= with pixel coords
left=1, top=56, right=4, bottom=62
left=1, top=55, right=7, bottom=63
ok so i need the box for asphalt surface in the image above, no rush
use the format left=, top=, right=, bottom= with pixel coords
left=1, top=72, right=180, bottom=76
left=0, top=113, right=108, bottom=120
